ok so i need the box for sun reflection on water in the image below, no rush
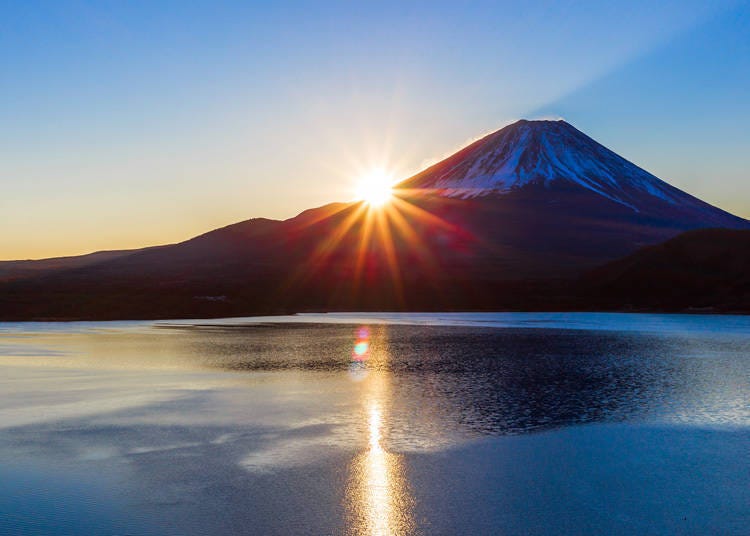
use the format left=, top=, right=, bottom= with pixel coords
left=347, top=326, right=414, bottom=536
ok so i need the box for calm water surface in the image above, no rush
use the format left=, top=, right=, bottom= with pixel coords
left=0, top=313, right=748, bottom=535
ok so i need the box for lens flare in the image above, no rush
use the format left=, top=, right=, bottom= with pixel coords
left=352, top=327, right=371, bottom=361
left=354, top=341, right=369, bottom=358
left=350, top=325, right=372, bottom=372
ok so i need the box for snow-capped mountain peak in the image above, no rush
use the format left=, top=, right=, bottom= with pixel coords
left=400, top=119, right=687, bottom=212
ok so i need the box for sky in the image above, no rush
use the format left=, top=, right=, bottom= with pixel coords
left=1, top=0, right=749, bottom=259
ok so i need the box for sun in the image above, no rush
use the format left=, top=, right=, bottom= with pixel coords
left=355, top=168, right=395, bottom=207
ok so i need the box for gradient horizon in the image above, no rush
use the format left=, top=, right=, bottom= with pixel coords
left=2, top=0, right=749, bottom=260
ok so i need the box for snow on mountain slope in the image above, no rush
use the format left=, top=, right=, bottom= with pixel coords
left=399, top=120, right=721, bottom=215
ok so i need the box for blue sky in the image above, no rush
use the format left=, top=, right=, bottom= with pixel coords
left=1, top=0, right=748, bottom=258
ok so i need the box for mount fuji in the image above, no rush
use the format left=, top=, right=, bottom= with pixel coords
left=1, top=119, right=748, bottom=319
left=400, top=119, right=744, bottom=227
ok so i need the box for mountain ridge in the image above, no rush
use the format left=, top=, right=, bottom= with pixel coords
left=399, top=119, right=746, bottom=227
left=580, top=228, right=750, bottom=312
left=1, top=119, right=748, bottom=319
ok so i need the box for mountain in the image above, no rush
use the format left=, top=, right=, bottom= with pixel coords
left=391, top=119, right=749, bottom=278
left=400, top=119, right=744, bottom=227
left=0, top=247, right=161, bottom=282
left=579, top=229, right=750, bottom=312
left=1, top=119, right=748, bottom=320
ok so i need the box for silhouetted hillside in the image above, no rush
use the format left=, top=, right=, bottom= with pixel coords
left=580, top=229, right=750, bottom=312
left=1, top=120, right=748, bottom=320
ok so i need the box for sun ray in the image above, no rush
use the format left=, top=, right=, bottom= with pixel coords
left=290, top=201, right=359, bottom=230
left=385, top=201, right=443, bottom=282
left=389, top=195, right=456, bottom=232
left=374, top=208, right=405, bottom=306
left=283, top=202, right=367, bottom=290
left=353, top=207, right=377, bottom=297
left=278, top=167, right=475, bottom=310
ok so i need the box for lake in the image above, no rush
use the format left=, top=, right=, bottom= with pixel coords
left=0, top=312, right=748, bottom=535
